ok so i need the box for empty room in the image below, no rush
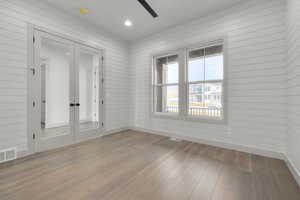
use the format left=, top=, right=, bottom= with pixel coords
left=0, top=0, right=300, bottom=199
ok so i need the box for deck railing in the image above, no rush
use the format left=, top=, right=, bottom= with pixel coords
left=166, top=106, right=222, bottom=117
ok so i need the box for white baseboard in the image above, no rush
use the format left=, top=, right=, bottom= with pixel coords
left=129, top=126, right=285, bottom=160
left=102, top=127, right=130, bottom=136
left=284, top=154, right=300, bottom=187
left=17, top=149, right=31, bottom=159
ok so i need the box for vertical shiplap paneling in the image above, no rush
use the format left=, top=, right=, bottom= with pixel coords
left=130, top=0, right=287, bottom=153
left=286, top=0, right=300, bottom=175
left=0, top=0, right=130, bottom=154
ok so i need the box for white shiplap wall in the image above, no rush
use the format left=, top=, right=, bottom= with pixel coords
left=286, top=0, right=300, bottom=176
left=0, top=0, right=130, bottom=154
left=130, top=0, right=287, bottom=153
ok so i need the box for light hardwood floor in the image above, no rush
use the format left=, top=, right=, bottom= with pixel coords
left=0, top=130, right=300, bottom=200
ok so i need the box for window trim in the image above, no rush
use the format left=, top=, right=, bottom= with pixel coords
left=150, top=37, right=228, bottom=124
left=151, top=49, right=183, bottom=118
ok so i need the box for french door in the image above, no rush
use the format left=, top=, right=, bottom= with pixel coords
left=32, top=30, right=103, bottom=152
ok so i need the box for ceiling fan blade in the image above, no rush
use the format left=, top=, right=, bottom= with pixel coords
left=137, top=0, right=158, bottom=18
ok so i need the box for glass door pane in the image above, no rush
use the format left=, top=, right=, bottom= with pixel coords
left=40, top=37, right=72, bottom=138
left=78, top=48, right=100, bottom=131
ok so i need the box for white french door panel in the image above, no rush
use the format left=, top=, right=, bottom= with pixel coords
left=74, top=44, right=103, bottom=142
left=32, top=29, right=103, bottom=152
left=33, top=30, right=75, bottom=152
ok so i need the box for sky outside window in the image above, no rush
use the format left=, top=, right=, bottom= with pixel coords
left=188, top=54, right=223, bottom=82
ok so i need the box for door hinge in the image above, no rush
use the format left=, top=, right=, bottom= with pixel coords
left=31, top=68, right=35, bottom=75
left=101, top=56, right=104, bottom=61
left=102, top=122, right=104, bottom=126
left=102, top=78, right=104, bottom=83
left=33, top=101, right=36, bottom=107
left=102, top=100, right=104, bottom=105
left=33, top=133, right=36, bottom=140
left=33, top=36, right=35, bottom=43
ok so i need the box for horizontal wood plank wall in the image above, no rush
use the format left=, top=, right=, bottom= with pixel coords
left=130, top=0, right=287, bottom=153
left=286, top=0, right=300, bottom=182
left=0, top=0, right=130, bottom=154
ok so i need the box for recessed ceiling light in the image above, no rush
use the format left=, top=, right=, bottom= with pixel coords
left=79, top=8, right=89, bottom=14
left=124, top=19, right=133, bottom=27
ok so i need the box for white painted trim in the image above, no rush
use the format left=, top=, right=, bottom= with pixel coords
left=102, top=127, right=131, bottom=136
left=27, top=24, right=35, bottom=155
left=30, top=24, right=104, bottom=51
left=46, top=122, right=69, bottom=129
left=17, top=150, right=31, bottom=159
left=129, top=126, right=285, bottom=160
left=284, top=154, right=300, bottom=187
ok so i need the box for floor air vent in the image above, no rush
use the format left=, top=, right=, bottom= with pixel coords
left=0, top=148, right=17, bottom=163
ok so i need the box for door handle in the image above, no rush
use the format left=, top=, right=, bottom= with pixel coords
left=70, top=103, right=75, bottom=107
left=76, top=103, right=80, bottom=106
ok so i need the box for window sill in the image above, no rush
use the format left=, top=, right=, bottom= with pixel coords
left=151, top=112, right=181, bottom=120
left=151, top=112, right=226, bottom=125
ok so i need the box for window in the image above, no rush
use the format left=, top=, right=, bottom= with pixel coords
left=152, top=40, right=225, bottom=122
left=153, top=54, right=179, bottom=114
left=188, top=45, right=223, bottom=119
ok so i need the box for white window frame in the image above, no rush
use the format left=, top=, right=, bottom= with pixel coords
left=150, top=38, right=227, bottom=124
left=151, top=50, right=185, bottom=119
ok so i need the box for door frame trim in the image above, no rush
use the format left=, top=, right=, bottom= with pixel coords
left=27, top=24, right=106, bottom=154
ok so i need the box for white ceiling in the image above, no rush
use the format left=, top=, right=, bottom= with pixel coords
left=42, top=0, right=243, bottom=41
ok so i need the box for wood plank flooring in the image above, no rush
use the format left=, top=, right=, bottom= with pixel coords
left=0, top=130, right=300, bottom=200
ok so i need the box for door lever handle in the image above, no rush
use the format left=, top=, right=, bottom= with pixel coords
left=70, top=103, right=75, bottom=107
left=76, top=103, right=80, bottom=106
